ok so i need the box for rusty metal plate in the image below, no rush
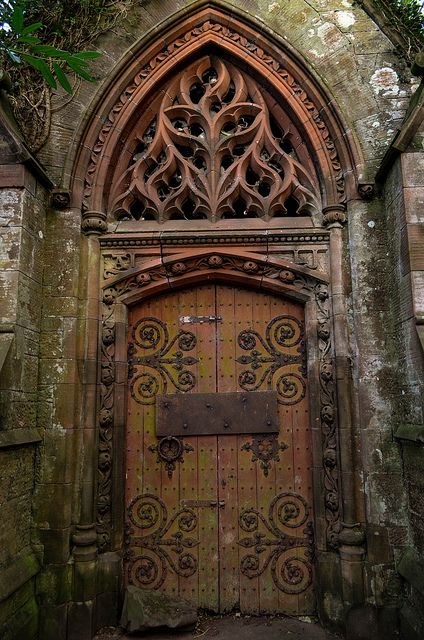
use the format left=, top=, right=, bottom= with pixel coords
left=156, top=391, right=279, bottom=436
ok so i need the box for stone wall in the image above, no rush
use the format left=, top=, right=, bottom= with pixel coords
left=0, top=158, right=47, bottom=637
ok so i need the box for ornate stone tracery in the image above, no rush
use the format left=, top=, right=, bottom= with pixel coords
left=109, top=57, right=319, bottom=222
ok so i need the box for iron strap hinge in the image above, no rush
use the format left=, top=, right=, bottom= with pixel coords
left=179, top=315, right=223, bottom=324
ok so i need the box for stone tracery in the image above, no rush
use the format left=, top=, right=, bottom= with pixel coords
left=109, top=57, right=319, bottom=223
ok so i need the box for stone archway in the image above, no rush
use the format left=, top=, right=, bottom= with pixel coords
left=70, top=3, right=365, bottom=631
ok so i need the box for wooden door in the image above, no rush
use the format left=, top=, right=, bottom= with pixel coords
left=125, top=284, right=315, bottom=615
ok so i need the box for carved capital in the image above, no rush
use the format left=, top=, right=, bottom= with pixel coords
left=51, top=189, right=71, bottom=209
left=81, top=210, right=107, bottom=236
left=358, top=183, right=375, bottom=201
left=322, top=205, right=346, bottom=227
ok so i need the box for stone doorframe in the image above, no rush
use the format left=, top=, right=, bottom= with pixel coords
left=71, top=220, right=365, bottom=622
left=67, top=3, right=368, bottom=625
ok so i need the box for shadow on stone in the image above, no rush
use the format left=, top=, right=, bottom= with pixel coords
left=120, top=586, right=197, bottom=635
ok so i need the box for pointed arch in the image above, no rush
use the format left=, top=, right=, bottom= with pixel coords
left=71, top=4, right=362, bottom=222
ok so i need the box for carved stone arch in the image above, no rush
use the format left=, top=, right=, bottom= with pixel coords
left=71, top=5, right=362, bottom=226
left=98, top=246, right=340, bottom=554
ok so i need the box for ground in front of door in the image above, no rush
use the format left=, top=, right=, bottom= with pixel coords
left=93, top=613, right=343, bottom=640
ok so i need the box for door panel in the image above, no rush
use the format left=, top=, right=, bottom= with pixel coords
left=125, top=284, right=314, bottom=614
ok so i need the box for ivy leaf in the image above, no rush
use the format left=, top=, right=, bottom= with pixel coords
left=9, top=4, right=24, bottom=34
left=21, top=22, right=43, bottom=35
left=17, top=35, right=41, bottom=45
left=66, top=57, right=94, bottom=82
left=53, top=62, right=72, bottom=95
left=30, top=44, right=68, bottom=58
left=20, top=53, right=57, bottom=89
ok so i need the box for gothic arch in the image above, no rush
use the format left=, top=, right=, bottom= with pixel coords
left=72, top=3, right=362, bottom=227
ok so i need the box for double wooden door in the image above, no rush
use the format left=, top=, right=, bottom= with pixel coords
left=125, top=284, right=314, bottom=614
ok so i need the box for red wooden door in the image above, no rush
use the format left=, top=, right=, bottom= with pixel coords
left=125, top=284, right=314, bottom=614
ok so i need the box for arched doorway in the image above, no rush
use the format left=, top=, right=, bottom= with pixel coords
left=124, top=283, right=314, bottom=614
left=71, top=3, right=364, bottom=630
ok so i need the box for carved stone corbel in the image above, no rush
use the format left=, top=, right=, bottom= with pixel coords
left=81, top=210, right=108, bottom=235
left=323, top=204, right=346, bottom=228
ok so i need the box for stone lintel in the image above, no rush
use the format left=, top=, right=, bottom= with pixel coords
left=0, top=428, right=42, bottom=449
left=394, top=423, right=424, bottom=444
left=0, top=546, right=40, bottom=602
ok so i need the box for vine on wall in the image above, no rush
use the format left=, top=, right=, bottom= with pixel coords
left=1, top=0, right=136, bottom=151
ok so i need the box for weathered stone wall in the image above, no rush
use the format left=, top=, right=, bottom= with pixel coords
left=382, top=135, right=424, bottom=639
left=0, top=165, right=47, bottom=638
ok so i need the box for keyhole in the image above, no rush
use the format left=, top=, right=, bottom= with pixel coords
left=221, top=478, right=227, bottom=488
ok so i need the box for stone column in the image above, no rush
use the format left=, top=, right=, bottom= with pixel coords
left=68, top=211, right=107, bottom=640
left=323, top=204, right=366, bottom=610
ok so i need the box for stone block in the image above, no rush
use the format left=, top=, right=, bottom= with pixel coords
left=403, top=186, right=424, bottom=224
left=95, top=590, right=119, bottom=631
left=120, top=585, right=197, bottom=634
left=37, top=527, right=71, bottom=564
left=34, top=482, right=73, bottom=529
left=402, top=153, right=424, bottom=187
left=0, top=594, right=38, bottom=640
left=67, top=601, right=94, bottom=640
left=38, top=603, right=68, bottom=640
left=36, top=564, right=73, bottom=606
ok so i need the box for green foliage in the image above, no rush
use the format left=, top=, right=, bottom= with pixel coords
left=388, top=0, right=424, bottom=39
left=371, top=0, right=424, bottom=55
left=0, top=0, right=101, bottom=93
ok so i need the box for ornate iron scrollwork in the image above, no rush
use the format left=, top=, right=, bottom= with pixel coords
left=125, top=494, right=199, bottom=590
left=128, top=317, right=199, bottom=404
left=241, top=434, right=288, bottom=477
left=236, top=315, right=307, bottom=404
left=238, top=492, right=314, bottom=594
left=149, top=436, right=194, bottom=479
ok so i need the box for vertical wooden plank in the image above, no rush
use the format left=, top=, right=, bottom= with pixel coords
left=233, top=286, right=260, bottom=614
left=254, top=291, right=280, bottom=614
left=175, top=287, right=199, bottom=606
left=216, top=284, right=240, bottom=612
left=286, top=297, right=315, bottom=615
left=195, top=284, right=219, bottom=611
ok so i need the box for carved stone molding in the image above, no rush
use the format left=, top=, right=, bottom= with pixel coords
left=81, top=13, right=347, bottom=216
left=99, top=232, right=330, bottom=248
left=95, top=249, right=341, bottom=552
left=322, top=205, right=347, bottom=227
left=51, top=188, right=71, bottom=209
left=81, top=210, right=108, bottom=236
left=358, top=183, right=375, bottom=201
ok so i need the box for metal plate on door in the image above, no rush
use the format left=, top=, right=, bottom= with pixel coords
left=156, top=391, right=279, bottom=436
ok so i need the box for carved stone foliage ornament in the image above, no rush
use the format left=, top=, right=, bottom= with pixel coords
left=97, top=251, right=340, bottom=551
left=236, top=315, right=307, bottom=405
left=238, top=492, right=314, bottom=594
left=110, top=57, right=318, bottom=223
left=83, top=12, right=346, bottom=218
left=125, top=494, right=198, bottom=590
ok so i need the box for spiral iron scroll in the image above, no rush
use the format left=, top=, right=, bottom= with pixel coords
left=128, top=317, right=199, bottom=404
left=238, top=492, right=314, bottom=594
left=236, top=315, right=307, bottom=404
left=125, top=494, right=199, bottom=589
